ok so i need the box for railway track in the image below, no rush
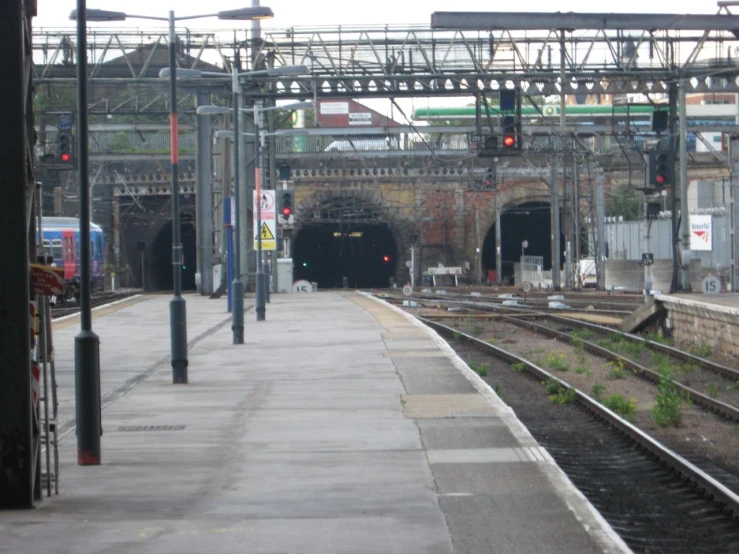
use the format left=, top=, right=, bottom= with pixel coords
left=411, top=313, right=739, bottom=552
left=377, top=290, right=635, bottom=318
left=382, top=291, right=739, bottom=421
left=51, top=292, right=137, bottom=320
left=501, top=315, right=739, bottom=421
left=381, top=288, right=644, bottom=315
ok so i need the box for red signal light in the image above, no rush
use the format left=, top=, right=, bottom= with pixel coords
left=656, top=174, right=665, bottom=186
left=60, top=152, right=71, bottom=162
left=382, top=255, right=390, bottom=263
left=282, top=207, right=292, bottom=217
left=503, top=134, right=515, bottom=148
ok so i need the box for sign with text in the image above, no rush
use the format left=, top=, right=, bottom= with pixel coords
left=348, top=112, right=372, bottom=125
left=292, top=279, right=314, bottom=293
left=320, top=101, right=349, bottom=115
left=701, top=275, right=721, bottom=295
left=690, top=214, right=712, bottom=251
left=253, top=191, right=276, bottom=251
left=30, top=263, right=65, bottom=296
left=427, top=266, right=463, bottom=276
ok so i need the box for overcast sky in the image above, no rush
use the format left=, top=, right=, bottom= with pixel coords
left=35, top=1, right=720, bottom=29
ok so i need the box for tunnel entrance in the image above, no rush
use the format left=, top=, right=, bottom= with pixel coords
left=150, top=218, right=197, bottom=291
left=292, top=223, right=398, bottom=289
left=481, top=201, right=563, bottom=284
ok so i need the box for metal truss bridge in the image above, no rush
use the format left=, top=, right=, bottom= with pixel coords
left=32, top=9, right=739, bottom=114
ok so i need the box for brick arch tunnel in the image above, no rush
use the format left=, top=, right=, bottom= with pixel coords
left=289, top=190, right=414, bottom=289
left=481, top=200, right=564, bottom=284
left=148, top=214, right=197, bottom=291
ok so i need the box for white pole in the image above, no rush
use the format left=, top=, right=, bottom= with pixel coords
left=410, top=247, right=415, bottom=289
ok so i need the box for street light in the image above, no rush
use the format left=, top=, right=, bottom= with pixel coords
left=72, top=6, right=275, bottom=369
left=192, top=77, right=309, bottom=326
left=195, top=99, right=315, bottom=320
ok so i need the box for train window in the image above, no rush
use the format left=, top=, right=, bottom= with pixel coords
left=52, top=240, right=63, bottom=259
left=90, top=239, right=95, bottom=258
left=42, top=239, right=51, bottom=255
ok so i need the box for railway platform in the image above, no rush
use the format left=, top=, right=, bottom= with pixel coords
left=1, top=292, right=629, bottom=554
left=656, top=292, right=739, bottom=358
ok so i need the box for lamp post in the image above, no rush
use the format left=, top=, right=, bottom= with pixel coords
left=70, top=0, right=101, bottom=466
left=195, top=90, right=310, bottom=325
left=73, top=5, right=274, bottom=370
left=254, top=102, right=313, bottom=319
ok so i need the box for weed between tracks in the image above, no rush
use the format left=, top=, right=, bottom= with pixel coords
left=511, top=362, right=526, bottom=373
left=687, top=343, right=712, bottom=358
left=651, top=369, right=683, bottom=427
left=542, top=350, right=570, bottom=372
left=602, top=394, right=637, bottom=421
left=466, top=357, right=489, bottom=377
left=542, top=379, right=576, bottom=404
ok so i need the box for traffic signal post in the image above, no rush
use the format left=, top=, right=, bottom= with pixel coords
left=58, top=130, right=74, bottom=164
left=279, top=190, right=294, bottom=222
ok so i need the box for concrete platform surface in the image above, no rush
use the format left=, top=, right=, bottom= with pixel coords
left=1, top=292, right=630, bottom=554
left=657, top=292, right=739, bottom=312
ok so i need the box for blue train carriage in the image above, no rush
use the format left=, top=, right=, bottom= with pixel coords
left=40, top=217, right=105, bottom=301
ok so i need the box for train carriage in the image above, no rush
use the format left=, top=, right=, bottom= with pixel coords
left=40, top=217, right=105, bottom=301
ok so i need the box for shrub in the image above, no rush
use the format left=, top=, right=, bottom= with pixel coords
left=688, top=343, right=712, bottom=358
left=603, top=394, right=636, bottom=420
left=607, top=359, right=626, bottom=379
left=467, top=358, right=489, bottom=377
left=650, top=353, right=672, bottom=375
left=571, top=328, right=595, bottom=341
left=651, top=374, right=682, bottom=427
left=619, top=340, right=643, bottom=359
left=645, top=332, right=672, bottom=346
left=543, top=379, right=577, bottom=404
left=543, top=350, right=570, bottom=372
left=511, top=362, right=526, bottom=373
left=592, top=382, right=605, bottom=400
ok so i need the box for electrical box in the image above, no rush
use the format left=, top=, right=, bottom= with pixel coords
left=277, top=258, right=293, bottom=293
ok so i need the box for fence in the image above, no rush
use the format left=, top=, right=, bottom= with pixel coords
left=520, top=255, right=544, bottom=287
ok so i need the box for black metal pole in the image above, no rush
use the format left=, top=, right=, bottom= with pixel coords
left=0, top=0, right=34, bottom=506
left=231, top=51, right=245, bottom=343
left=669, top=82, right=680, bottom=293
left=168, top=11, right=189, bottom=382
left=74, top=0, right=102, bottom=466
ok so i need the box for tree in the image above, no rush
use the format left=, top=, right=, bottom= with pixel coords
left=606, top=184, right=644, bottom=221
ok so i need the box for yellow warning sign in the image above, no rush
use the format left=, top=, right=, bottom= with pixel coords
left=254, top=222, right=276, bottom=251
left=260, top=223, right=274, bottom=240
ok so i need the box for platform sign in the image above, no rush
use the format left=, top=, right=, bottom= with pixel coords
left=292, top=279, right=313, bottom=293
left=253, top=191, right=276, bottom=251
left=30, top=263, right=65, bottom=296
left=701, top=275, right=721, bottom=295
left=690, top=215, right=712, bottom=251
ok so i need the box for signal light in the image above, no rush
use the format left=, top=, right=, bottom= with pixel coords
left=501, top=115, right=516, bottom=150
left=382, top=255, right=390, bottom=263
left=58, top=131, right=73, bottom=164
left=484, top=167, right=494, bottom=188
left=279, top=190, right=294, bottom=221
left=648, top=148, right=671, bottom=190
